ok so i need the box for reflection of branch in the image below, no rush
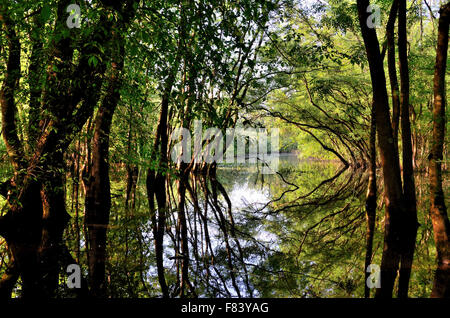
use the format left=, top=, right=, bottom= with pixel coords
left=251, top=162, right=299, bottom=213
left=272, top=167, right=355, bottom=214
left=251, top=164, right=349, bottom=216
left=183, top=172, right=247, bottom=297
left=244, top=262, right=340, bottom=286
left=296, top=203, right=351, bottom=258
left=212, top=175, right=253, bottom=296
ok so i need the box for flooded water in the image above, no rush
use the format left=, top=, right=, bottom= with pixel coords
left=59, top=154, right=443, bottom=297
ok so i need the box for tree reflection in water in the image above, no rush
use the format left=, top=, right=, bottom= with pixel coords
left=2, top=155, right=438, bottom=298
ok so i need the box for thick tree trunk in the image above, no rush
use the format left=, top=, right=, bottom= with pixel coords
left=4, top=179, right=45, bottom=298
left=0, top=4, right=26, bottom=171
left=357, top=0, right=405, bottom=298
left=429, top=2, right=450, bottom=298
left=38, top=151, right=72, bottom=296
left=83, top=1, right=137, bottom=297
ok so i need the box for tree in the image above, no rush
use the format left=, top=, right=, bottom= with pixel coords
left=429, top=2, right=449, bottom=298
left=397, top=0, right=418, bottom=298
left=84, top=1, right=138, bottom=297
left=356, top=0, right=406, bottom=298
left=0, top=0, right=137, bottom=298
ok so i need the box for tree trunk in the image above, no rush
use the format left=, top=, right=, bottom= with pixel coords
left=357, top=0, right=405, bottom=298
left=145, top=38, right=182, bottom=296
left=364, top=101, right=377, bottom=298
left=146, top=91, right=171, bottom=298
left=386, top=0, right=400, bottom=154
left=397, top=0, right=418, bottom=298
left=0, top=1, right=138, bottom=298
left=85, top=38, right=126, bottom=297
left=429, top=2, right=450, bottom=298
left=177, top=166, right=191, bottom=297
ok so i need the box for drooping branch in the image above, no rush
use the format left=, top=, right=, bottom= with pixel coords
left=262, top=108, right=349, bottom=166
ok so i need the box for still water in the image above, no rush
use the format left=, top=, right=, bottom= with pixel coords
left=61, top=154, right=442, bottom=297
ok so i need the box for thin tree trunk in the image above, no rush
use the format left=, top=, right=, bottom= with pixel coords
left=364, top=101, right=377, bottom=298
left=146, top=38, right=182, bottom=297
left=146, top=91, right=171, bottom=298
left=397, top=0, right=418, bottom=298
left=125, top=102, right=138, bottom=210
left=386, top=0, right=400, bottom=153
left=85, top=37, right=126, bottom=297
left=177, top=167, right=191, bottom=297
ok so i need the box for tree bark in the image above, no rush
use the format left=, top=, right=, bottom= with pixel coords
left=429, top=2, right=450, bottom=298
left=397, top=0, right=418, bottom=298
left=0, top=4, right=26, bottom=171
left=85, top=23, right=128, bottom=297
left=357, top=0, right=405, bottom=298
left=386, top=0, right=400, bottom=154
